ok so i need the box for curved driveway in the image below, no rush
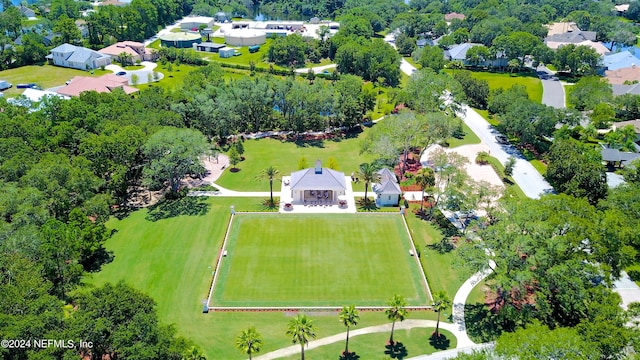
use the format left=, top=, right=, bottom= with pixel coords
left=393, top=53, right=553, bottom=199
left=105, top=61, right=163, bottom=85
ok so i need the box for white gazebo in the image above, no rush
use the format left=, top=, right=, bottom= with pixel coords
left=290, top=160, right=347, bottom=205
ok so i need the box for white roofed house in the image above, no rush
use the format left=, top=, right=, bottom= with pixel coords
left=47, top=43, right=111, bottom=70
left=289, top=160, right=347, bottom=204
left=373, top=168, right=402, bottom=207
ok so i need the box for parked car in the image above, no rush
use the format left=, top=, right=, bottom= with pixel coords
left=0, top=80, right=12, bottom=91
left=16, top=83, right=37, bottom=89
left=495, top=134, right=509, bottom=145
left=116, top=71, right=126, bottom=76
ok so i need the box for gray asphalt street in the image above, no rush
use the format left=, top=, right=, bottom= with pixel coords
left=537, top=65, right=565, bottom=108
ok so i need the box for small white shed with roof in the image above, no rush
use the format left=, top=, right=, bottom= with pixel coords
left=290, top=160, right=346, bottom=204
left=373, top=168, right=402, bottom=207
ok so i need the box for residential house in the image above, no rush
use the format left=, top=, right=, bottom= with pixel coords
left=603, top=51, right=640, bottom=71
left=612, top=83, right=640, bottom=96
left=613, top=120, right=640, bottom=142
left=373, top=168, right=402, bottom=207
left=99, top=0, right=127, bottom=6
left=75, top=19, right=89, bottom=38
left=18, top=6, right=36, bottom=19
left=444, top=12, right=466, bottom=22
left=544, top=22, right=607, bottom=55
left=606, top=65, right=640, bottom=85
left=444, top=43, right=507, bottom=68
left=56, top=74, right=139, bottom=97
left=601, top=147, right=640, bottom=167
left=289, top=161, right=347, bottom=204
left=48, top=43, right=111, bottom=70
left=615, top=4, right=630, bottom=15
left=99, top=41, right=157, bottom=62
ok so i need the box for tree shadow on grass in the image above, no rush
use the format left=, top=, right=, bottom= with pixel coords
left=294, top=139, right=325, bottom=148
left=146, top=196, right=210, bottom=221
left=429, top=333, right=451, bottom=350
left=464, top=303, right=504, bottom=343
left=81, top=247, right=114, bottom=273
left=384, top=341, right=408, bottom=359
left=339, top=351, right=360, bottom=360
left=356, top=198, right=378, bottom=211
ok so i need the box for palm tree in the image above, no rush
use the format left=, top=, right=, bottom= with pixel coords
left=358, top=163, right=380, bottom=205
left=432, top=291, right=452, bottom=339
left=256, top=166, right=279, bottom=205
left=182, top=346, right=207, bottom=360
left=287, top=314, right=318, bottom=360
left=385, top=294, right=408, bottom=345
left=235, top=326, right=263, bottom=360
left=414, top=167, right=435, bottom=212
left=339, top=305, right=360, bottom=356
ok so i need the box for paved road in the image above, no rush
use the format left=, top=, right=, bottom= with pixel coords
left=252, top=319, right=471, bottom=360
left=105, top=62, right=163, bottom=85
left=294, top=63, right=337, bottom=74
left=394, top=57, right=553, bottom=198
left=537, top=65, right=565, bottom=108
left=459, top=105, right=553, bottom=198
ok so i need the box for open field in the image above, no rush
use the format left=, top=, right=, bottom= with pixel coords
left=211, top=213, right=429, bottom=307
left=216, top=135, right=377, bottom=192
left=91, top=197, right=447, bottom=358
left=468, top=71, right=543, bottom=103
left=0, top=64, right=110, bottom=97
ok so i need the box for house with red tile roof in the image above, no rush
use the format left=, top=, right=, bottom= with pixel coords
left=56, top=74, right=139, bottom=97
left=444, top=12, right=466, bottom=22
left=99, top=41, right=157, bottom=63
left=606, top=65, right=640, bottom=85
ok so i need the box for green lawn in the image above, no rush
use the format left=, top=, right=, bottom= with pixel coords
left=136, top=63, right=200, bottom=92
left=91, top=197, right=453, bottom=358
left=403, top=207, right=466, bottom=301
left=216, top=136, right=377, bottom=192
left=212, top=213, right=429, bottom=307
left=530, top=159, right=547, bottom=176
left=446, top=121, right=481, bottom=148
left=0, top=64, right=110, bottom=97
left=404, top=56, right=421, bottom=69
left=468, top=71, right=543, bottom=104
left=280, top=328, right=456, bottom=360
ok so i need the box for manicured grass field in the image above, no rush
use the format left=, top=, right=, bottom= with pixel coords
left=136, top=63, right=200, bottom=91
left=92, top=197, right=449, bottom=359
left=212, top=213, right=429, bottom=306
left=0, top=64, right=110, bottom=97
left=469, top=71, right=543, bottom=103
left=446, top=121, right=481, bottom=148
left=280, top=328, right=456, bottom=360
left=216, top=135, right=377, bottom=192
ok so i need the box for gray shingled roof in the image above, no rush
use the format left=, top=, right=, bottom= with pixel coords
left=601, top=148, right=640, bottom=165
left=51, top=43, right=109, bottom=63
left=290, top=167, right=346, bottom=190
left=377, top=168, right=397, bottom=183
left=373, top=180, right=402, bottom=195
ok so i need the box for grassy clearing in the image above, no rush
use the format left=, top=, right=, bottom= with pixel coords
left=280, top=328, right=456, bottom=360
left=530, top=159, right=547, bottom=176
left=404, top=56, right=421, bottom=69
left=135, top=63, right=200, bottom=92
left=446, top=121, right=481, bottom=148
left=216, top=135, right=377, bottom=192
left=0, top=65, right=110, bottom=97
left=485, top=156, right=527, bottom=199
left=403, top=205, right=466, bottom=301
left=468, top=71, right=543, bottom=103
left=92, top=196, right=452, bottom=358
left=213, top=214, right=429, bottom=306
